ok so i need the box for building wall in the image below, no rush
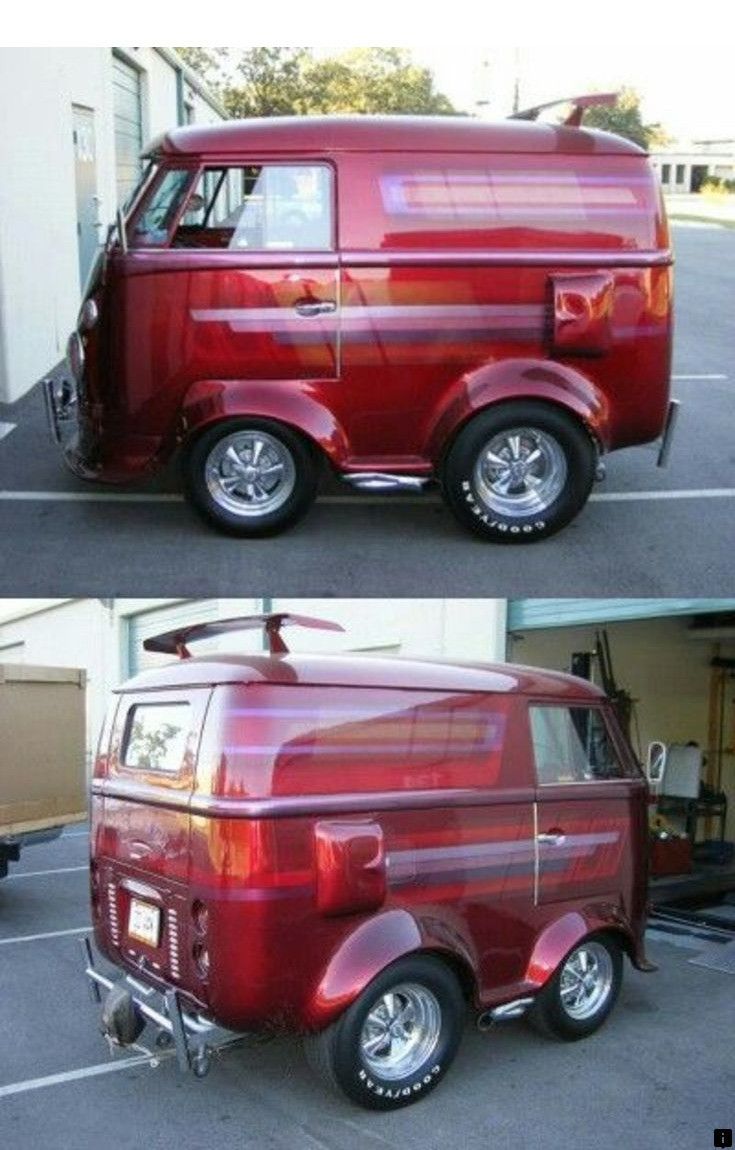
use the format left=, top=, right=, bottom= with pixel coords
left=509, top=616, right=735, bottom=837
left=0, top=47, right=223, bottom=405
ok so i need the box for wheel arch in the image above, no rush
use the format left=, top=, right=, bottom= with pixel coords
left=425, top=359, right=611, bottom=472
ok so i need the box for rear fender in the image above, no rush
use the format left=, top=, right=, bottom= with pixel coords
left=305, top=909, right=475, bottom=1029
left=179, top=379, right=350, bottom=466
left=425, top=359, right=611, bottom=465
left=524, top=911, right=635, bottom=990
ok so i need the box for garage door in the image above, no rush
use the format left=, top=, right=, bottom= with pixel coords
left=127, top=601, right=218, bottom=676
left=508, top=599, right=735, bottom=631
left=113, top=54, right=143, bottom=207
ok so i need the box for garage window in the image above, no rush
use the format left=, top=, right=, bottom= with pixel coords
left=530, top=706, right=626, bottom=784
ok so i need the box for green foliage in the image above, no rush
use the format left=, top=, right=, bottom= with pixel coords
left=178, top=46, right=457, bottom=119
left=701, top=176, right=735, bottom=197
left=173, top=47, right=229, bottom=93
left=583, top=88, right=670, bottom=151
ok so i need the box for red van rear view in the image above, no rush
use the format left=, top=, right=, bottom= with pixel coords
left=84, top=614, right=653, bottom=1109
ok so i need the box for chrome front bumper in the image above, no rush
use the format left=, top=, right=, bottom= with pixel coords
left=81, top=937, right=239, bottom=1078
left=42, top=374, right=78, bottom=447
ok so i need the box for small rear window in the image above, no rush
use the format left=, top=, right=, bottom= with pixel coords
left=122, top=703, right=190, bottom=773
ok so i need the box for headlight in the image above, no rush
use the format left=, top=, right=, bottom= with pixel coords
left=66, top=331, right=85, bottom=383
left=79, top=299, right=99, bottom=331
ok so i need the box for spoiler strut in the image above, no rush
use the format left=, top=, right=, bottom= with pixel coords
left=510, top=92, right=618, bottom=127
left=143, top=613, right=345, bottom=658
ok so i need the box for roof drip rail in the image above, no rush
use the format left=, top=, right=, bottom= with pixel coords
left=143, top=613, right=345, bottom=659
left=509, top=92, right=618, bottom=127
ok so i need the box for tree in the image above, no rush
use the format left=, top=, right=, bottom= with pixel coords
left=173, top=47, right=229, bottom=94
left=301, top=49, right=457, bottom=116
left=179, top=46, right=458, bottom=119
left=583, top=88, right=670, bottom=150
left=222, top=48, right=310, bottom=118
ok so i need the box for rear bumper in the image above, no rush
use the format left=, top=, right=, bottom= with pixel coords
left=81, top=936, right=240, bottom=1076
left=656, top=398, right=681, bottom=468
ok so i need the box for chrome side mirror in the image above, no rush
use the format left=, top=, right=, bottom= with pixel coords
left=646, top=741, right=667, bottom=788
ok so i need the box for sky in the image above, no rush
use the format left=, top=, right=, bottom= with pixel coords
left=315, top=45, right=732, bottom=143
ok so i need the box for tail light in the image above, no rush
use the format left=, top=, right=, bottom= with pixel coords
left=192, top=942, right=210, bottom=980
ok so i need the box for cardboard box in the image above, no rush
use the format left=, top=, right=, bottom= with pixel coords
left=0, top=664, right=87, bottom=836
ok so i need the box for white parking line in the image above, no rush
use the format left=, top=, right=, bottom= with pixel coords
left=63, top=830, right=90, bottom=838
left=672, top=373, right=727, bottom=381
left=0, top=1052, right=171, bottom=1099
left=6, top=865, right=88, bottom=880
left=0, top=422, right=16, bottom=441
left=0, top=487, right=734, bottom=510
left=0, top=926, right=89, bottom=946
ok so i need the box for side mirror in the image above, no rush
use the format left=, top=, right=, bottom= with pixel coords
left=646, top=741, right=668, bottom=788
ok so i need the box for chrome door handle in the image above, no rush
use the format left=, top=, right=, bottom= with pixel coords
left=537, top=833, right=566, bottom=846
left=294, top=299, right=337, bottom=317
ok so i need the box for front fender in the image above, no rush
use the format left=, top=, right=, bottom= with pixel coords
left=424, top=358, right=611, bottom=464
left=180, top=379, right=350, bottom=466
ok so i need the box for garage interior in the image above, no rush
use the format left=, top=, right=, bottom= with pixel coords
left=507, top=599, right=735, bottom=937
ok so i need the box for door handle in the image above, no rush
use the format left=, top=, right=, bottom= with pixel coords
left=294, top=298, right=337, bottom=318
left=537, top=832, right=566, bottom=846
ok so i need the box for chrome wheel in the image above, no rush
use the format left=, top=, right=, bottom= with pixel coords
left=360, top=984, right=442, bottom=1081
left=473, top=426, right=567, bottom=517
left=204, top=430, right=296, bottom=518
left=559, top=942, right=614, bottom=1022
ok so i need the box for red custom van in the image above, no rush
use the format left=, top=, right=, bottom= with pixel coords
left=83, top=614, right=654, bottom=1109
left=46, top=101, right=677, bottom=543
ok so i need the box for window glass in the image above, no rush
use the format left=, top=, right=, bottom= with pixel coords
left=123, top=703, right=190, bottom=772
left=530, top=706, right=624, bottom=784
left=131, top=168, right=192, bottom=247
left=173, top=164, right=333, bottom=251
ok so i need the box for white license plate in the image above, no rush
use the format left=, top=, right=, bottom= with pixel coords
left=128, top=898, right=161, bottom=947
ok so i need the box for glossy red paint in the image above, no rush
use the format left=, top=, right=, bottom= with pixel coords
left=90, top=646, right=650, bottom=1034
left=54, top=115, right=672, bottom=489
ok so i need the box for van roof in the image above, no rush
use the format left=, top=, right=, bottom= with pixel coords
left=118, top=654, right=605, bottom=699
left=149, top=115, right=644, bottom=160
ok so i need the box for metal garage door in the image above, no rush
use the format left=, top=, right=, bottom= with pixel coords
left=127, top=601, right=218, bottom=676
left=508, top=599, right=735, bottom=631
left=113, top=54, right=143, bottom=207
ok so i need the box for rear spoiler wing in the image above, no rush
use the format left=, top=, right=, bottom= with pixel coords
left=143, top=613, right=345, bottom=658
left=510, top=92, right=618, bottom=127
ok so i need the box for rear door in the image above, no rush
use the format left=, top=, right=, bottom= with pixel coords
left=529, top=704, right=645, bottom=910
left=93, top=688, right=211, bottom=982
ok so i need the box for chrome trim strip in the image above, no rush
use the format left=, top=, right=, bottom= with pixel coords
left=341, top=248, right=673, bottom=269
left=92, top=779, right=536, bottom=818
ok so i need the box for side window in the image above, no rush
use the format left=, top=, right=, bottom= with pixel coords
left=122, top=703, right=190, bottom=773
left=130, top=169, right=193, bottom=248
left=530, top=706, right=625, bottom=785
left=173, top=164, right=333, bottom=251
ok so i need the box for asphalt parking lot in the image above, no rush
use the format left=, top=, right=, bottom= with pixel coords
left=0, top=223, right=733, bottom=598
left=1, top=827, right=733, bottom=1150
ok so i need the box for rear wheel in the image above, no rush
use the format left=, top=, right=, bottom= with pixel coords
left=304, top=955, right=464, bottom=1110
left=442, top=402, right=596, bottom=542
left=529, top=936, right=623, bottom=1041
left=183, top=418, right=318, bottom=536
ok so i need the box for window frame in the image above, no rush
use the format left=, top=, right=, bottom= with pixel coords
left=128, top=159, right=338, bottom=253
left=527, top=702, right=633, bottom=787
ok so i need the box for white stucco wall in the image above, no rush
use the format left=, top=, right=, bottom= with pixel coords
left=0, top=47, right=223, bottom=404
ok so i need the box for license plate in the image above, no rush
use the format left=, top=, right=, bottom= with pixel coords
left=128, top=898, right=161, bottom=947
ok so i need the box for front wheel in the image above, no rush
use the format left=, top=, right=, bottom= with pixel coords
left=529, top=935, right=623, bottom=1041
left=304, top=956, right=465, bottom=1110
left=183, top=419, right=319, bottom=537
left=442, top=402, right=596, bottom=542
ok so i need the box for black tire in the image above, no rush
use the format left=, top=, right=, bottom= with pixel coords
left=442, top=401, right=596, bottom=543
left=529, top=935, right=623, bottom=1042
left=183, top=418, right=319, bottom=537
left=304, top=955, right=465, bottom=1111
